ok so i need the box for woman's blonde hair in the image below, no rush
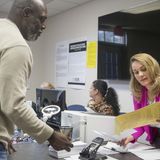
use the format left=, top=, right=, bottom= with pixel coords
left=129, top=53, right=160, bottom=100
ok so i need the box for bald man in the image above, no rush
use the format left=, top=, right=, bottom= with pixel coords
left=0, top=0, right=72, bottom=159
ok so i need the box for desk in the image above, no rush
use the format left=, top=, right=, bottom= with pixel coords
left=8, top=143, right=58, bottom=160
left=7, top=143, right=146, bottom=160
left=108, top=152, right=143, bottom=160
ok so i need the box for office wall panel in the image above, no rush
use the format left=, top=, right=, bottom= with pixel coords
left=27, top=0, right=154, bottom=112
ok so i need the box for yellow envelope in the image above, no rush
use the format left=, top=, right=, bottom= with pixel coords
left=115, top=102, right=160, bottom=134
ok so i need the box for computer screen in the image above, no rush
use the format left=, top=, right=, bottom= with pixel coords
left=36, top=88, right=67, bottom=129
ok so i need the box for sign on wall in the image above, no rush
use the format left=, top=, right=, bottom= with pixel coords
left=55, top=41, right=68, bottom=87
left=55, top=39, right=87, bottom=89
left=68, top=41, right=86, bottom=89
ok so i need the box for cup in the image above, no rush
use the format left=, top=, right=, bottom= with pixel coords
left=60, top=126, right=73, bottom=140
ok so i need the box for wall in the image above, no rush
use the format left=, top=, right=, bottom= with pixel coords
left=26, top=38, right=47, bottom=99
left=28, top=0, right=154, bottom=112
left=0, top=12, right=5, bottom=18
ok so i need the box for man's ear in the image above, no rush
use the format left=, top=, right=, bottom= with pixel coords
left=23, top=7, right=32, bottom=17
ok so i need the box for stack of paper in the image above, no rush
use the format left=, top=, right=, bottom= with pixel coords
left=104, top=141, right=128, bottom=153
left=48, top=141, right=87, bottom=158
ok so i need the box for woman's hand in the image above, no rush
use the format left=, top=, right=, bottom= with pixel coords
left=156, top=119, right=160, bottom=123
left=118, top=135, right=134, bottom=147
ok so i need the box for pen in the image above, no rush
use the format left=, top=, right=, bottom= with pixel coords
left=104, top=146, right=127, bottom=154
left=103, top=146, right=118, bottom=152
left=111, top=147, right=116, bottom=151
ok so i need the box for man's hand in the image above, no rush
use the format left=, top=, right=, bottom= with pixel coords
left=48, top=131, right=73, bottom=152
left=7, top=140, right=16, bottom=154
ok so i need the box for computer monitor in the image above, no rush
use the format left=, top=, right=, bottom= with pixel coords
left=36, top=88, right=67, bottom=129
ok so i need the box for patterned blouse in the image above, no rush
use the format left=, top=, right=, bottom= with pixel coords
left=87, top=99, right=114, bottom=115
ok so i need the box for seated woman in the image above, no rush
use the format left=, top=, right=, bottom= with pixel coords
left=87, top=79, right=120, bottom=116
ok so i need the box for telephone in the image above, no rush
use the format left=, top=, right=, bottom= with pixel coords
left=79, top=137, right=107, bottom=160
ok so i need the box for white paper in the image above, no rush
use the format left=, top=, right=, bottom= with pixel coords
left=127, top=142, right=154, bottom=152
left=68, top=40, right=87, bottom=89
left=55, top=39, right=87, bottom=89
left=98, top=146, right=118, bottom=155
left=64, top=154, right=80, bottom=160
left=150, top=123, right=160, bottom=128
left=55, top=41, right=68, bottom=87
left=126, top=142, right=157, bottom=160
left=104, top=141, right=128, bottom=153
left=131, top=149, right=160, bottom=160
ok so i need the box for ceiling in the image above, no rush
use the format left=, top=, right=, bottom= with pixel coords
left=0, top=0, right=95, bottom=17
left=0, top=0, right=160, bottom=17
left=123, top=0, right=160, bottom=14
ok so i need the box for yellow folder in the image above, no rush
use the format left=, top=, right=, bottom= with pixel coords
left=115, top=102, right=160, bottom=134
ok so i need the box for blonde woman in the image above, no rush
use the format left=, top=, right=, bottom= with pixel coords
left=119, top=53, right=160, bottom=147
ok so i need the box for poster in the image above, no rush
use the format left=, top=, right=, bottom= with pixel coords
left=55, top=40, right=87, bottom=89
left=68, top=41, right=86, bottom=89
left=55, top=41, right=68, bottom=87
left=87, top=41, right=97, bottom=68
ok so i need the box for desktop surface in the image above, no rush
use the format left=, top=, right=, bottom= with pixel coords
left=7, top=142, right=151, bottom=160
left=8, top=143, right=58, bottom=160
left=108, top=152, right=143, bottom=160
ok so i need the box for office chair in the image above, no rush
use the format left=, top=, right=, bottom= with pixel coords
left=67, top=104, right=87, bottom=111
left=119, top=112, right=126, bottom=115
